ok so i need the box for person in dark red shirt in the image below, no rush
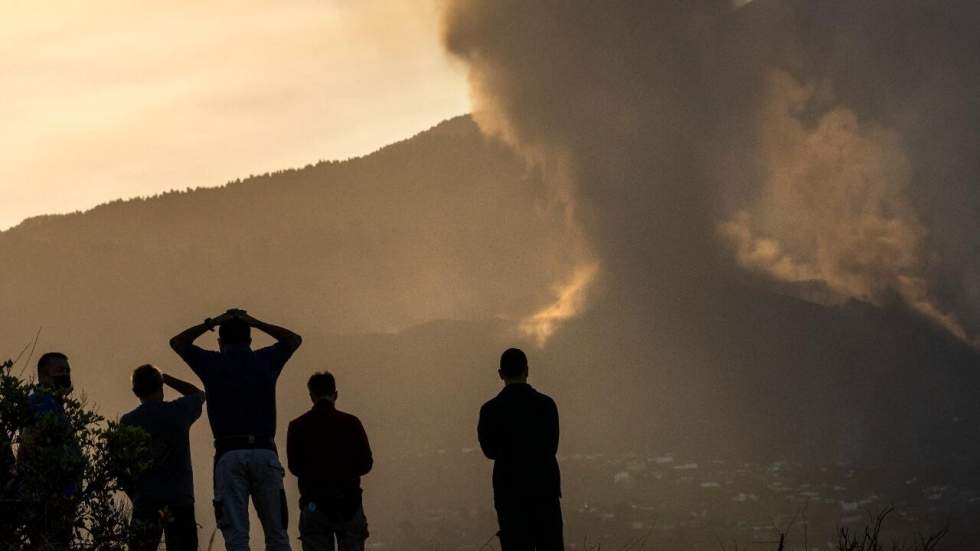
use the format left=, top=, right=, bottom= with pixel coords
left=287, top=372, right=372, bottom=551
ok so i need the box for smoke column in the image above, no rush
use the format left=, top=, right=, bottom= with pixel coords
left=443, top=0, right=980, bottom=344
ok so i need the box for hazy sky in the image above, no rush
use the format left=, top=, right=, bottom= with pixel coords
left=0, top=0, right=469, bottom=230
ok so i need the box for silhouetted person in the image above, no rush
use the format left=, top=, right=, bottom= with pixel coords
left=120, top=364, right=206, bottom=551
left=1, top=362, right=15, bottom=496
left=18, top=352, right=83, bottom=547
left=287, top=372, right=372, bottom=551
left=478, top=348, right=564, bottom=551
left=171, top=309, right=302, bottom=551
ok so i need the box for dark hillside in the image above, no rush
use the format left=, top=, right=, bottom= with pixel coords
left=0, top=115, right=576, bottom=337
left=1, top=115, right=979, bottom=547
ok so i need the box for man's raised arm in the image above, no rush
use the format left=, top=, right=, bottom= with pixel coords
left=162, top=372, right=205, bottom=397
left=169, top=311, right=234, bottom=356
left=242, top=314, right=303, bottom=353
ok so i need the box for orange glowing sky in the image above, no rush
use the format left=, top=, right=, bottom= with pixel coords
left=0, top=1, right=469, bottom=230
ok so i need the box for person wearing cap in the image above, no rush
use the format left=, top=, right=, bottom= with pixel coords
left=170, top=309, right=302, bottom=551
left=120, top=364, right=205, bottom=551
left=478, top=348, right=564, bottom=551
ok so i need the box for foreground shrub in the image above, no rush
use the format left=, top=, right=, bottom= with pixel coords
left=0, top=362, right=150, bottom=550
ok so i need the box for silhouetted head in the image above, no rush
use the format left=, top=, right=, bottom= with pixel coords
left=307, top=371, right=338, bottom=404
left=37, top=352, right=72, bottom=390
left=131, top=364, right=164, bottom=402
left=218, top=318, right=251, bottom=351
left=498, top=347, right=528, bottom=384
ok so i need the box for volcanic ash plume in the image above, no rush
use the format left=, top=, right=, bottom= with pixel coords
left=719, top=70, right=970, bottom=343
left=457, top=55, right=601, bottom=345
left=443, top=0, right=980, bottom=344
left=521, top=261, right=599, bottom=346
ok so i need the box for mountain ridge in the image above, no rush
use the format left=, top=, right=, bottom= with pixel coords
left=2, top=115, right=476, bottom=236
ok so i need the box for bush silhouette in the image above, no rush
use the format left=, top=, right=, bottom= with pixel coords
left=0, top=362, right=150, bottom=550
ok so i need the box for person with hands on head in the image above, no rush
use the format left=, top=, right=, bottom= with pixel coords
left=170, top=309, right=302, bottom=551
left=120, top=364, right=206, bottom=551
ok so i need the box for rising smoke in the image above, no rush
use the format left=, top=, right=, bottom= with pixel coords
left=719, top=69, right=969, bottom=342
left=443, top=0, right=980, bottom=344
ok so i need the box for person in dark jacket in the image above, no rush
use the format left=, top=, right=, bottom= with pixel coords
left=478, top=348, right=563, bottom=551
left=287, top=371, right=372, bottom=551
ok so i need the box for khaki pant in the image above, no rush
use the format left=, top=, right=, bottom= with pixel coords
left=213, top=449, right=291, bottom=551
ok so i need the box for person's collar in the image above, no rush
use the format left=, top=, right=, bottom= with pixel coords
left=32, top=386, right=67, bottom=399
left=313, top=399, right=336, bottom=410
left=501, top=381, right=531, bottom=392
left=222, top=343, right=252, bottom=353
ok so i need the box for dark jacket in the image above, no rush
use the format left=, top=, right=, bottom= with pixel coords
left=286, top=401, right=372, bottom=504
left=478, top=383, right=561, bottom=500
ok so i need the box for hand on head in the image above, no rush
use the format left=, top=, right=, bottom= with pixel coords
left=207, top=309, right=251, bottom=331
left=218, top=308, right=258, bottom=326
left=211, top=310, right=237, bottom=326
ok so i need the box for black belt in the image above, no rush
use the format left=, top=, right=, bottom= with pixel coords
left=213, top=435, right=277, bottom=463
